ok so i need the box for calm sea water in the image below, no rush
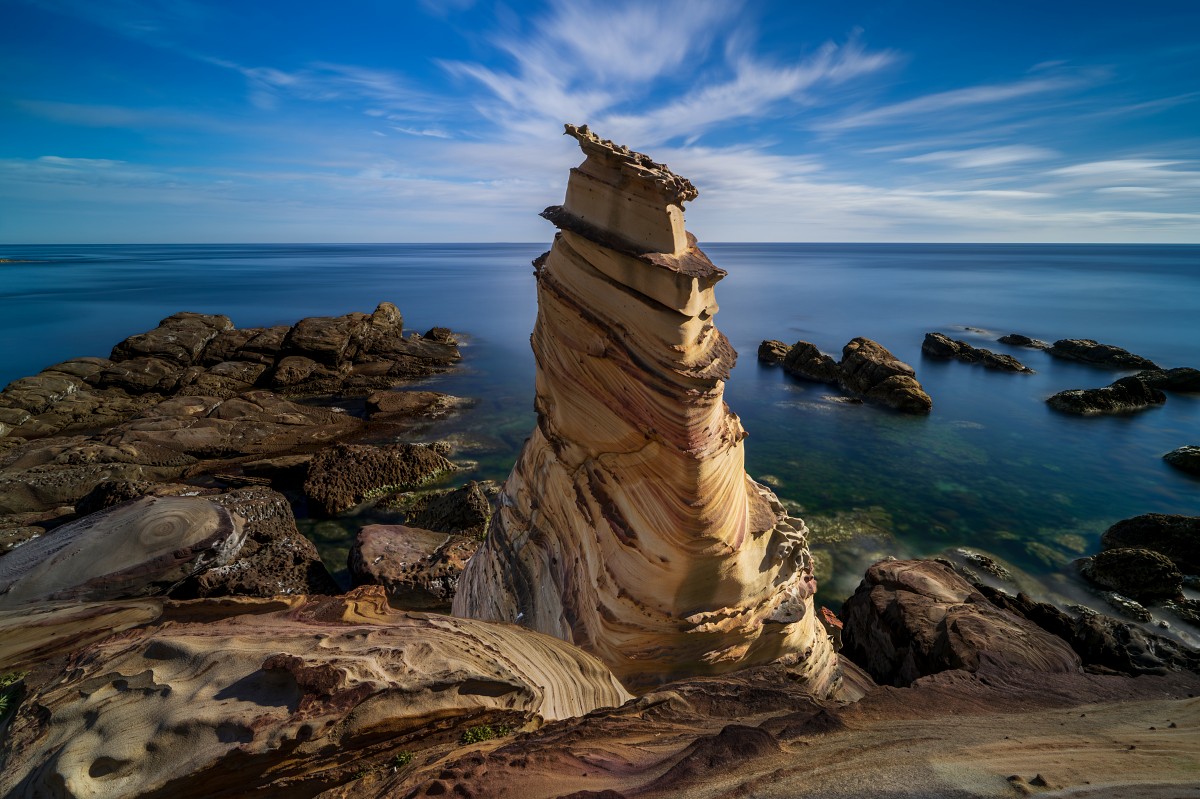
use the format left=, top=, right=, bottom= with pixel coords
left=1, top=243, right=1197, bottom=603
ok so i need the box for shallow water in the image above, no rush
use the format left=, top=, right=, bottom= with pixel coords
left=2, top=242, right=1197, bottom=602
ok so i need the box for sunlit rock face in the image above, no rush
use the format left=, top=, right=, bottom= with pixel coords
left=453, top=124, right=839, bottom=693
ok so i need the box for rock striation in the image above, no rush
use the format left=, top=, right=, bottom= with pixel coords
left=453, top=125, right=839, bottom=693
left=0, top=587, right=630, bottom=798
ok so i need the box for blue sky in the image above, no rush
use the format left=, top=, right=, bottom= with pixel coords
left=2, top=0, right=1198, bottom=243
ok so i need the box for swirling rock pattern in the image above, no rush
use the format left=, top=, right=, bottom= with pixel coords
left=0, top=496, right=244, bottom=608
left=0, top=587, right=630, bottom=799
left=454, top=125, right=839, bottom=693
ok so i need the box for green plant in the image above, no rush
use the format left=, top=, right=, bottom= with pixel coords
left=459, top=723, right=512, bottom=745
left=0, top=672, right=28, bottom=722
left=391, top=751, right=414, bottom=768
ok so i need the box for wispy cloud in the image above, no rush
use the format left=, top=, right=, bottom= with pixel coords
left=898, top=145, right=1058, bottom=169
left=815, top=75, right=1086, bottom=132
left=441, top=0, right=893, bottom=146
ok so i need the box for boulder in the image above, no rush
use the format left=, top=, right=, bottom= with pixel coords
left=1078, top=548, right=1184, bottom=601
left=349, top=524, right=479, bottom=610
left=839, top=559, right=1081, bottom=686
left=234, top=324, right=290, bottom=364
left=0, top=373, right=85, bottom=414
left=0, top=496, right=244, bottom=608
left=921, top=332, right=1033, bottom=372
left=783, top=341, right=842, bottom=385
left=1047, top=339, right=1159, bottom=370
left=1100, top=513, right=1199, bottom=573
left=839, top=338, right=932, bottom=413
left=1046, top=375, right=1166, bottom=415
left=110, top=311, right=233, bottom=366
left=1136, top=367, right=1200, bottom=392
left=94, top=356, right=182, bottom=394
left=405, top=480, right=494, bottom=537
left=997, top=333, right=1049, bottom=349
left=756, top=339, right=790, bottom=365
left=173, top=487, right=339, bottom=597
left=976, top=585, right=1200, bottom=676
left=304, top=442, right=455, bottom=516
left=0, top=587, right=631, bottom=799
left=281, top=313, right=365, bottom=366
left=196, top=327, right=258, bottom=366
left=1164, top=446, right=1200, bottom=476
left=365, top=389, right=466, bottom=420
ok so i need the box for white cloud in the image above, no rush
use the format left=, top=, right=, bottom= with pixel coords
left=815, top=75, right=1083, bottom=132
left=898, top=145, right=1058, bottom=169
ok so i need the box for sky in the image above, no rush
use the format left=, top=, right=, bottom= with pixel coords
left=2, top=0, right=1198, bottom=244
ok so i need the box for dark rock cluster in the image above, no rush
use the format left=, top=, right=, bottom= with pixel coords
left=921, top=331, right=1033, bottom=372
left=759, top=336, right=932, bottom=413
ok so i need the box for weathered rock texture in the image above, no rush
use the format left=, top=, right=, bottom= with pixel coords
left=1047, top=338, right=1159, bottom=370
left=349, top=523, right=479, bottom=610
left=1046, top=375, right=1166, bottom=415
left=921, top=332, right=1033, bottom=372
left=0, top=304, right=460, bottom=443
left=0, top=587, right=630, bottom=798
left=1101, top=513, right=1199, bottom=574
left=1164, top=446, right=1200, bottom=475
left=0, top=496, right=243, bottom=608
left=453, top=125, right=839, bottom=694
left=839, top=560, right=1082, bottom=687
left=759, top=338, right=932, bottom=413
left=304, top=442, right=455, bottom=516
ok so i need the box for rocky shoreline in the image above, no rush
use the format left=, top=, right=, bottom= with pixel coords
left=2, top=129, right=1198, bottom=798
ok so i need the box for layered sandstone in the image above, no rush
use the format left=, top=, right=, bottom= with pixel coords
left=453, top=124, right=839, bottom=692
left=0, top=587, right=630, bottom=798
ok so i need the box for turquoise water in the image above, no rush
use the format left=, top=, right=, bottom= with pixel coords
left=2, top=243, right=1197, bottom=600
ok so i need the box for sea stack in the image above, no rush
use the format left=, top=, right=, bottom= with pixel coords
left=453, top=124, right=839, bottom=693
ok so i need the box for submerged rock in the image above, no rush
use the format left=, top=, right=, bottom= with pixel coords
left=1078, top=547, right=1183, bottom=601
left=998, top=333, right=1049, bottom=349
left=454, top=124, right=839, bottom=694
left=1046, top=375, right=1166, bottom=415
left=1047, top=339, right=1159, bottom=370
left=1163, top=445, right=1200, bottom=476
left=840, top=337, right=933, bottom=413
left=1101, top=513, right=1199, bottom=574
left=1135, top=367, right=1200, bottom=392
left=922, top=332, right=1033, bottom=372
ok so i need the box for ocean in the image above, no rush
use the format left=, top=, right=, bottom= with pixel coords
left=1, top=242, right=1197, bottom=603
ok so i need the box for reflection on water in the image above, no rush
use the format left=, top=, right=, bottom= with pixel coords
left=1, top=242, right=1197, bottom=604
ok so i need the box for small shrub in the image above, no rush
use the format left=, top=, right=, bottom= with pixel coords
left=459, top=723, right=512, bottom=745
left=0, top=672, right=27, bottom=721
left=391, top=751, right=414, bottom=768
